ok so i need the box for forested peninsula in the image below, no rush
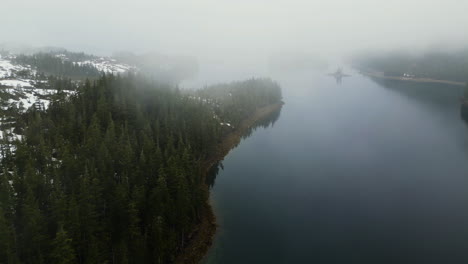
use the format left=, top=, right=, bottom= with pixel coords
left=0, top=59, right=283, bottom=263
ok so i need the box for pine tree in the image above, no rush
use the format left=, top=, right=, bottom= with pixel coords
left=50, top=226, right=76, bottom=264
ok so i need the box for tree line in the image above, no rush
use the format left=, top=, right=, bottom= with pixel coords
left=13, top=53, right=101, bottom=79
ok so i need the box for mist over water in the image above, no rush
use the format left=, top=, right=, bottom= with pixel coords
left=202, top=69, right=468, bottom=264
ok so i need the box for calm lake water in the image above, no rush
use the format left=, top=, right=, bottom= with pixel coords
left=201, top=70, right=468, bottom=264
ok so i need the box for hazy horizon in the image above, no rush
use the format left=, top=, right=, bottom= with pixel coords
left=2, top=0, right=468, bottom=64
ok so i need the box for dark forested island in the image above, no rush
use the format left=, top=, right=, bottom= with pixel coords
left=0, top=50, right=283, bottom=263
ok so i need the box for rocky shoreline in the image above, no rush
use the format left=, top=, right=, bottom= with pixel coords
left=174, top=102, right=284, bottom=264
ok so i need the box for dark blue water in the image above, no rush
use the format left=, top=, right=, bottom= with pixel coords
left=202, top=70, right=468, bottom=264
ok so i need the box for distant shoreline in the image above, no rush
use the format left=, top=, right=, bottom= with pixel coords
left=174, top=102, right=284, bottom=264
left=361, top=71, right=466, bottom=87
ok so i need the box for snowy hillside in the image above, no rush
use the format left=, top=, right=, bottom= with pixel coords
left=0, top=54, right=75, bottom=157
left=0, top=51, right=135, bottom=112
left=1, top=86, right=76, bottom=112
left=0, top=50, right=138, bottom=159
left=1, top=54, right=73, bottom=111
left=75, top=57, right=136, bottom=74
left=0, top=54, right=35, bottom=79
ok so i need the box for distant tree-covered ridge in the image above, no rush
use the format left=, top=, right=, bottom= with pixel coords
left=353, top=50, right=468, bottom=82
left=0, top=74, right=282, bottom=263
left=13, top=52, right=102, bottom=79
left=5, top=48, right=196, bottom=85
left=10, top=50, right=135, bottom=80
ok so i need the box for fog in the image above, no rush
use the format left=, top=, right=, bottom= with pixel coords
left=2, top=0, right=468, bottom=75
left=3, top=2, right=468, bottom=263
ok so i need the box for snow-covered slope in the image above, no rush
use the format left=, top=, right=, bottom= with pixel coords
left=1, top=51, right=136, bottom=113
left=0, top=55, right=34, bottom=79
left=1, top=87, right=75, bottom=112
left=0, top=52, right=135, bottom=104
left=75, top=57, right=136, bottom=74
left=0, top=54, right=69, bottom=112
left=1, top=54, right=77, bottom=157
left=0, top=50, right=138, bottom=159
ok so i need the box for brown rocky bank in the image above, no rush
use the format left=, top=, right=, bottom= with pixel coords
left=174, top=102, right=284, bottom=264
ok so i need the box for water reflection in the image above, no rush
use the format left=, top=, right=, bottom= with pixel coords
left=461, top=103, right=468, bottom=123
left=367, top=77, right=464, bottom=109
left=205, top=107, right=282, bottom=188
left=206, top=161, right=222, bottom=188
left=328, top=68, right=350, bottom=85
left=241, top=107, right=282, bottom=140
left=204, top=71, right=468, bottom=264
left=365, top=75, right=468, bottom=157
left=334, top=75, right=342, bottom=84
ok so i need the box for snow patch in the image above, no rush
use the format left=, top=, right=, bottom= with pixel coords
left=75, top=58, right=135, bottom=74
left=0, top=79, right=33, bottom=88
left=0, top=56, right=33, bottom=79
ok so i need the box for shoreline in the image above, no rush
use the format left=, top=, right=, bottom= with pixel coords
left=361, top=71, right=466, bottom=86
left=174, top=102, right=284, bottom=264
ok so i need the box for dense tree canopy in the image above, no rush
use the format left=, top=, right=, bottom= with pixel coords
left=193, top=78, right=282, bottom=126
left=0, top=74, right=282, bottom=263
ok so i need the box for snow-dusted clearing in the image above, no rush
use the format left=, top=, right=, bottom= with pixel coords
left=75, top=57, right=135, bottom=74
left=0, top=79, right=34, bottom=88
left=0, top=55, right=34, bottom=78
left=0, top=54, right=77, bottom=112
left=2, top=87, right=76, bottom=112
left=0, top=51, right=135, bottom=161
left=0, top=86, right=76, bottom=159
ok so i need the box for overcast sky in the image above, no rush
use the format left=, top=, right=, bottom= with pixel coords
left=2, top=0, right=468, bottom=63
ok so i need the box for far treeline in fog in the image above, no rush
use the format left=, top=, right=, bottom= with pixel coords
left=353, top=50, right=468, bottom=82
